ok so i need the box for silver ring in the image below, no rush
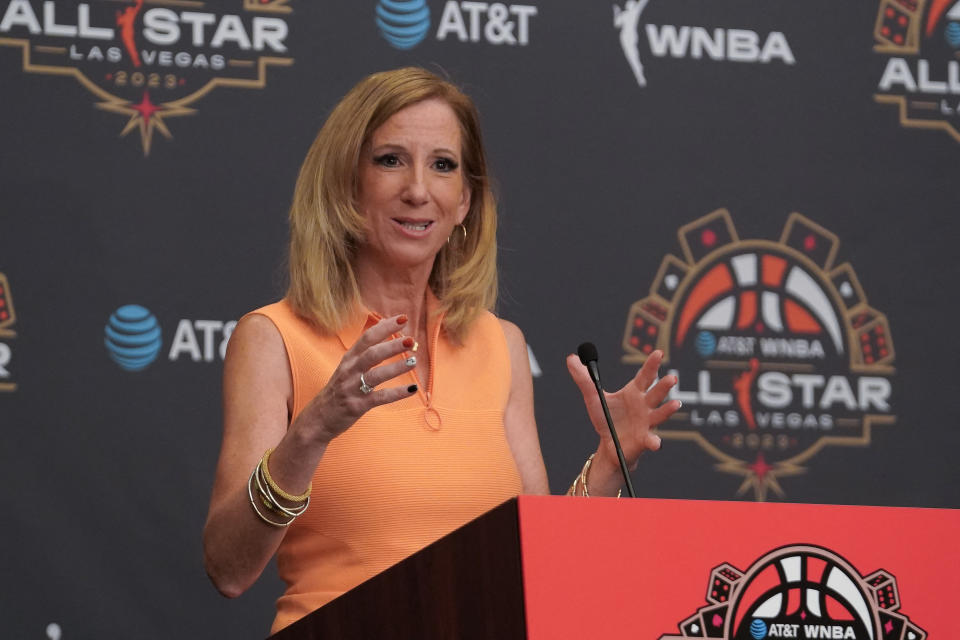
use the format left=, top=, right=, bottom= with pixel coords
left=359, top=372, right=374, bottom=395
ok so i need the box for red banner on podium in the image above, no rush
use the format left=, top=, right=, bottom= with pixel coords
left=518, top=496, right=958, bottom=640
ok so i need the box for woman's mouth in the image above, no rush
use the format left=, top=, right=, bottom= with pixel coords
left=394, top=219, right=434, bottom=233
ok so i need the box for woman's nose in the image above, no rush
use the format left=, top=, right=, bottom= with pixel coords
left=402, top=168, right=429, bottom=205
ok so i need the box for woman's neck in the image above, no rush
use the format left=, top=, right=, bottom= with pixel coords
left=354, top=254, right=432, bottom=339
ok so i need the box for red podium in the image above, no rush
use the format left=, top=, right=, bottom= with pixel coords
left=270, top=496, right=959, bottom=639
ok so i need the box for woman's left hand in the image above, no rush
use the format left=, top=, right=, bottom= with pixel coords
left=566, top=350, right=680, bottom=492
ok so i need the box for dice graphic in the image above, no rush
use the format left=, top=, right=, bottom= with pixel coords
left=706, top=563, right=743, bottom=605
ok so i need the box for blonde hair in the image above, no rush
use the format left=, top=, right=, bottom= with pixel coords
left=287, top=67, right=498, bottom=343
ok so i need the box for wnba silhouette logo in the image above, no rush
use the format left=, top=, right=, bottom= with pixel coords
left=612, top=0, right=795, bottom=89
left=659, top=545, right=926, bottom=640
left=105, top=304, right=163, bottom=372
left=622, top=210, right=896, bottom=500
left=376, top=0, right=431, bottom=50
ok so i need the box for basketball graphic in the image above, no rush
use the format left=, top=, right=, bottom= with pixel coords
left=730, top=547, right=876, bottom=639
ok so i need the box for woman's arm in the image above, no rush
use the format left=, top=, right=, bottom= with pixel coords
left=500, top=319, right=550, bottom=495
left=202, top=315, right=316, bottom=597
left=203, top=313, right=417, bottom=597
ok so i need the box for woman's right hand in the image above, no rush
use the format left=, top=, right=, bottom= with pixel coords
left=292, top=314, right=419, bottom=445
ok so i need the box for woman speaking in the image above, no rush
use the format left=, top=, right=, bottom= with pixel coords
left=202, top=67, right=680, bottom=633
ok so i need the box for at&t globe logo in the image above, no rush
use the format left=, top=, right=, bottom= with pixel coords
left=375, top=1, right=538, bottom=49
left=104, top=304, right=163, bottom=372
left=376, top=0, right=431, bottom=50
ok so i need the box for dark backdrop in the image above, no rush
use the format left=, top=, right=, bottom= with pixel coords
left=2, top=0, right=958, bottom=637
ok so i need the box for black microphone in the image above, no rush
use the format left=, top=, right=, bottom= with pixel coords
left=577, top=342, right=637, bottom=498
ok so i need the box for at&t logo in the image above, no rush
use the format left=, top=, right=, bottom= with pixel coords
left=105, top=304, right=163, bottom=371
left=104, top=303, right=236, bottom=371
left=376, top=0, right=431, bottom=50
left=376, top=1, right=538, bottom=49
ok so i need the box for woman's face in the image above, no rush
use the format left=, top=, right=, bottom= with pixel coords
left=355, top=98, right=471, bottom=273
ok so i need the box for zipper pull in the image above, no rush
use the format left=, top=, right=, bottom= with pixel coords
left=424, top=406, right=442, bottom=431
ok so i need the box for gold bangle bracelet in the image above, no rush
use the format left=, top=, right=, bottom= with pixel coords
left=261, top=448, right=312, bottom=502
left=580, top=454, right=594, bottom=497
left=569, top=453, right=622, bottom=498
left=247, top=468, right=293, bottom=527
left=255, top=464, right=309, bottom=518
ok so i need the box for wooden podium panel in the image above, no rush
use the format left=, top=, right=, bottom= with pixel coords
left=270, top=498, right=527, bottom=639
left=271, top=496, right=958, bottom=639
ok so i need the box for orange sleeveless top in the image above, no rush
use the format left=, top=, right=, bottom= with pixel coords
left=251, top=296, right=522, bottom=633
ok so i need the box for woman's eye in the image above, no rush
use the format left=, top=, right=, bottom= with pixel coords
left=434, top=158, right=459, bottom=172
left=374, top=154, right=400, bottom=167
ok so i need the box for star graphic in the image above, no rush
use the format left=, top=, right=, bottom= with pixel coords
left=720, top=453, right=804, bottom=501
left=132, top=91, right=161, bottom=123
left=749, top=453, right=773, bottom=482
left=94, top=90, right=195, bottom=155
left=120, top=91, right=171, bottom=155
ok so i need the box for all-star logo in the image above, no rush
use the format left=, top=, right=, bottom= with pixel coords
left=874, top=0, right=960, bottom=142
left=0, top=0, right=294, bottom=154
left=659, top=545, right=926, bottom=640
left=622, top=210, right=895, bottom=500
left=0, top=272, right=17, bottom=393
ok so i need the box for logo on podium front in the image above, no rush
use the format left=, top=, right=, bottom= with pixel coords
left=622, top=211, right=895, bottom=500
left=659, top=545, right=925, bottom=640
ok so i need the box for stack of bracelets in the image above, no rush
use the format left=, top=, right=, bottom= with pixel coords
left=567, top=453, right=622, bottom=498
left=247, top=448, right=311, bottom=527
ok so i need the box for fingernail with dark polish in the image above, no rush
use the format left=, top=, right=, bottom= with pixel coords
left=402, top=337, right=414, bottom=349
left=397, top=315, right=408, bottom=325
left=408, top=384, right=418, bottom=393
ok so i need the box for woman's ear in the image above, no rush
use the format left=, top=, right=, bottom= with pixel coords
left=457, top=184, right=471, bottom=224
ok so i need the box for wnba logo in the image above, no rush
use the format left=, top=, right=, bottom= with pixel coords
left=659, top=545, right=926, bottom=639
left=375, top=0, right=431, bottom=50
left=622, top=210, right=896, bottom=500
